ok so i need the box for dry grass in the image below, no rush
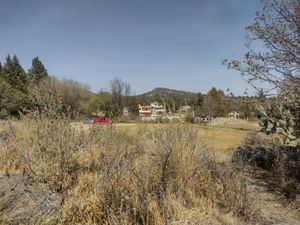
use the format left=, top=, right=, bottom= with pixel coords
left=114, top=122, right=255, bottom=151
left=197, top=125, right=250, bottom=151
left=0, top=117, right=263, bottom=224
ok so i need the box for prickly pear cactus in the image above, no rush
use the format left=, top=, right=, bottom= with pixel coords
left=257, top=93, right=300, bottom=147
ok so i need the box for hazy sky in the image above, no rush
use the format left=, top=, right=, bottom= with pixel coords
left=0, top=0, right=263, bottom=95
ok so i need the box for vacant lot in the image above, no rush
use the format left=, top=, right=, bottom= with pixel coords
left=70, top=119, right=258, bottom=152
left=107, top=120, right=258, bottom=152
left=3, top=118, right=257, bottom=153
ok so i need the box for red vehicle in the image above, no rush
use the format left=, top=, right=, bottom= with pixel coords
left=93, top=117, right=113, bottom=124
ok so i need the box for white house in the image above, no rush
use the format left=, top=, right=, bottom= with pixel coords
left=179, top=105, right=192, bottom=113
left=123, top=107, right=129, bottom=117
left=228, top=111, right=240, bottom=118
left=150, top=102, right=166, bottom=117
left=138, top=102, right=166, bottom=117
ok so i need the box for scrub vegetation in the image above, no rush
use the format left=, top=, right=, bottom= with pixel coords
left=0, top=114, right=261, bottom=225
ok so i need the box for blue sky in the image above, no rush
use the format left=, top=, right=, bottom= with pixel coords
left=0, top=0, right=263, bottom=95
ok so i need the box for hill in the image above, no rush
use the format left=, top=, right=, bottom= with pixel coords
left=139, top=87, right=198, bottom=99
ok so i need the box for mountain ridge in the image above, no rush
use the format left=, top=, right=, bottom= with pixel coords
left=139, top=87, right=198, bottom=98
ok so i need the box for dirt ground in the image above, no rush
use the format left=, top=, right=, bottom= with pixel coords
left=248, top=176, right=300, bottom=225
left=0, top=173, right=62, bottom=225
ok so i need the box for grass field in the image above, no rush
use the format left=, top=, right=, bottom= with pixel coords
left=113, top=120, right=258, bottom=151
left=2, top=118, right=258, bottom=152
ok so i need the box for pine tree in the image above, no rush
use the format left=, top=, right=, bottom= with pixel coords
left=0, top=61, right=2, bottom=80
left=2, top=54, right=28, bottom=93
left=28, top=56, right=48, bottom=82
left=0, top=78, right=28, bottom=118
left=2, top=55, right=12, bottom=81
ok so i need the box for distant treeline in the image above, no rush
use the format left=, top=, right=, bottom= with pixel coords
left=0, top=54, right=92, bottom=119
left=88, top=84, right=269, bottom=120
left=0, top=54, right=267, bottom=120
left=135, top=87, right=267, bottom=119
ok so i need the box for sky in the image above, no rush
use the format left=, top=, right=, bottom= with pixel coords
left=0, top=0, right=263, bottom=95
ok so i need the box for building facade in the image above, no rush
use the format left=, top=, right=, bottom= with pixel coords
left=139, top=102, right=166, bottom=117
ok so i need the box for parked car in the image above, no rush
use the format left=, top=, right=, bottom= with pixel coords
left=83, top=117, right=94, bottom=124
left=94, top=117, right=113, bottom=124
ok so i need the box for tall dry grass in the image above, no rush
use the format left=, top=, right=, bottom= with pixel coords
left=0, top=115, right=261, bottom=224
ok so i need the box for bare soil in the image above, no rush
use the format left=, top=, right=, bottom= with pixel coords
left=0, top=173, right=62, bottom=225
left=248, top=177, right=300, bottom=225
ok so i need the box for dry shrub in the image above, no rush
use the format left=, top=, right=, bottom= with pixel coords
left=142, top=126, right=253, bottom=220
left=61, top=125, right=256, bottom=224
left=244, top=129, right=281, bottom=148
left=243, top=129, right=300, bottom=200
left=0, top=121, right=24, bottom=173
left=0, top=114, right=105, bottom=193
left=0, top=118, right=258, bottom=224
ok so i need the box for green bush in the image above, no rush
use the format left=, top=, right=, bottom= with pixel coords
left=185, top=114, right=195, bottom=123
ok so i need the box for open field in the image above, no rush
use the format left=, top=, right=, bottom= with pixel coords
left=70, top=119, right=258, bottom=152
left=99, top=120, right=258, bottom=152
left=2, top=117, right=258, bottom=152
left=1, top=118, right=258, bottom=156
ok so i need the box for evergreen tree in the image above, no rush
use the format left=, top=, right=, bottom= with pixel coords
left=194, top=92, right=204, bottom=116
left=0, top=78, right=28, bottom=118
left=28, top=57, right=48, bottom=82
left=127, top=96, right=139, bottom=116
left=2, top=54, right=28, bottom=93
left=2, top=55, right=12, bottom=82
left=0, top=61, right=3, bottom=81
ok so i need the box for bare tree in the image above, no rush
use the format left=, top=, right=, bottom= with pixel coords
left=110, top=77, right=131, bottom=119
left=29, top=77, right=92, bottom=118
left=225, top=0, right=300, bottom=95
left=225, top=0, right=300, bottom=145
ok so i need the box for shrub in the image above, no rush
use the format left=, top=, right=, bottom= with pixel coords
left=1, top=118, right=258, bottom=224
left=162, top=118, right=171, bottom=123
left=244, top=129, right=281, bottom=148
left=185, top=114, right=195, bottom=123
left=242, top=129, right=300, bottom=199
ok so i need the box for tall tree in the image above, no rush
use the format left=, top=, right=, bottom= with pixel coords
left=87, top=92, right=112, bottom=117
left=110, top=77, right=131, bottom=119
left=28, top=57, right=48, bottom=82
left=225, top=0, right=300, bottom=95
left=188, top=92, right=204, bottom=116
left=2, top=54, right=28, bottom=93
left=29, top=77, right=92, bottom=117
left=226, top=0, right=300, bottom=146
left=204, top=87, right=227, bottom=117
left=0, top=78, right=28, bottom=118
left=1, top=55, right=12, bottom=82
left=127, top=96, right=139, bottom=116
